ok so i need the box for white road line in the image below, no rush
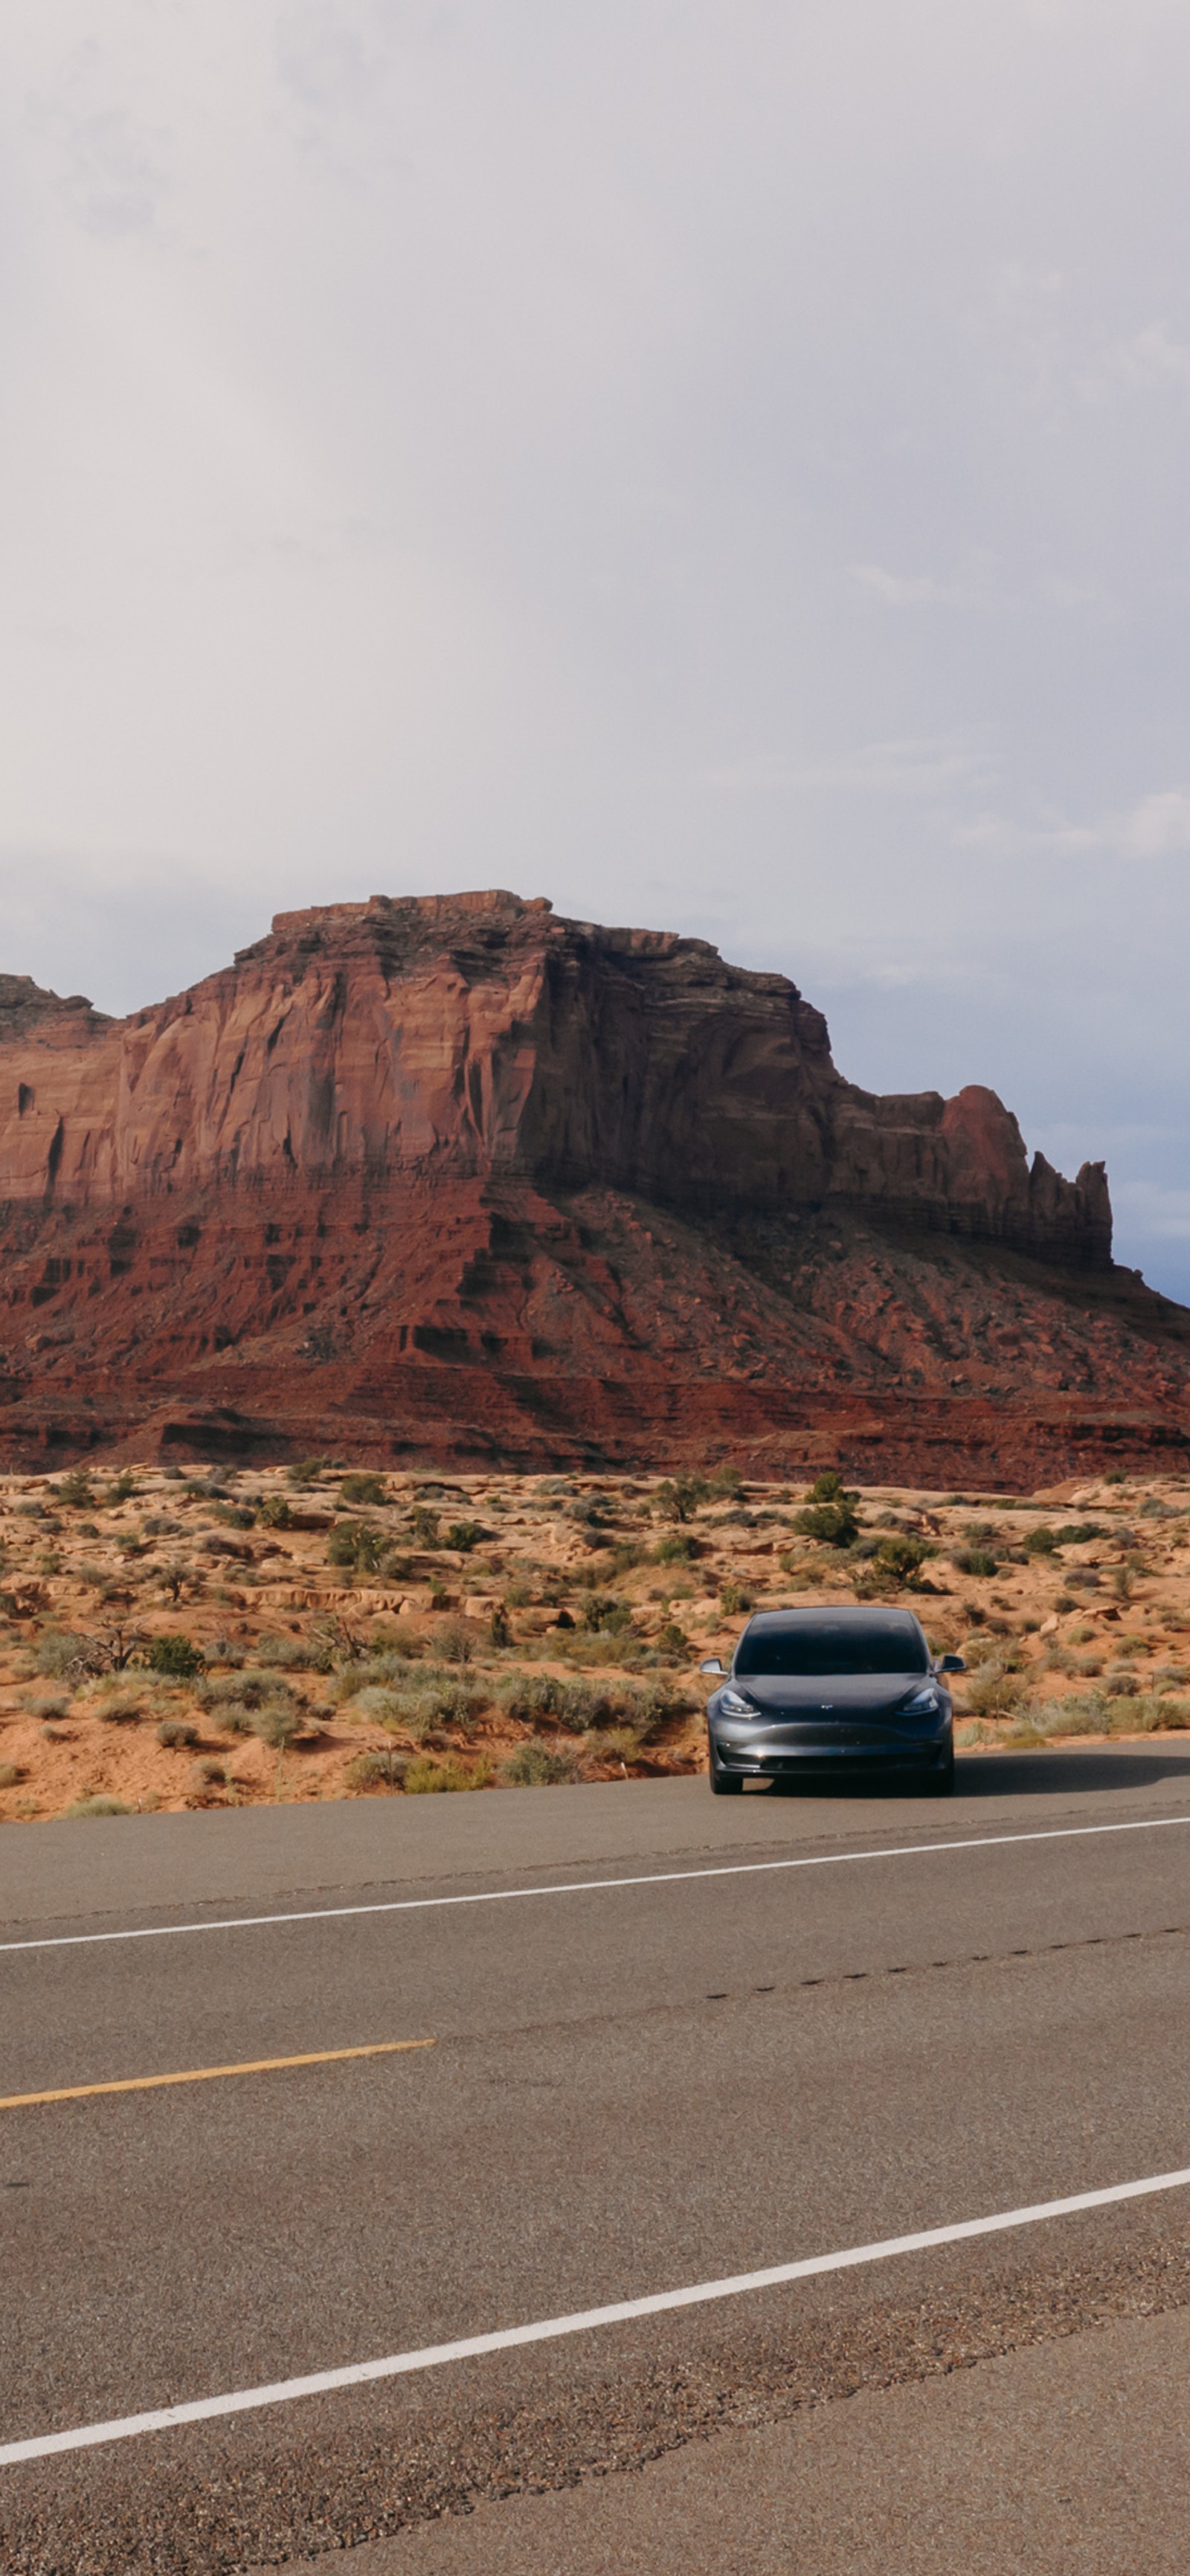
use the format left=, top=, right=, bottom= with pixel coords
left=3, top=2162, right=1189, bottom=2465
left=2, top=1811, right=1190, bottom=1956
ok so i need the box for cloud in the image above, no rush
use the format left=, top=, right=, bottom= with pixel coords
left=850, top=564, right=968, bottom=606
left=1107, top=321, right=1190, bottom=396
left=1113, top=1181, right=1190, bottom=1242
left=702, top=732, right=995, bottom=799
left=953, top=788, right=1190, bottom=861
left=62, top=106, right=168, bottom=236
left=1116, top=788, right=1190, bottom=858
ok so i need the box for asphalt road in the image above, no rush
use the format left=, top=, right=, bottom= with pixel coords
left=2, top=1748, right=1190, bottom=2574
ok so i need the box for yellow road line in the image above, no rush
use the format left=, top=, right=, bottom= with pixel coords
left=0, top=2038, right=435, bottom=2110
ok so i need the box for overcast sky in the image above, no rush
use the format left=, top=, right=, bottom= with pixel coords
left=4, top=1, right=1190, bottom=1295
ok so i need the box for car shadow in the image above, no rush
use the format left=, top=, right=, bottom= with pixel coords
left=762, top=1745, right=1190, bottom=1800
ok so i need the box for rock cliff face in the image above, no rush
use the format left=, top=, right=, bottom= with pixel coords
left=0, top=890, right=1109, bottom=1259
left=0, top=890, right=1183, bottom=1482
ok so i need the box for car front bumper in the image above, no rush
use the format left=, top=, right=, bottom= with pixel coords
left=708, top=1720, right=953, bottom=1778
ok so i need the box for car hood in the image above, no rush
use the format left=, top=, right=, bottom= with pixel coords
left=725, top=1671, right=932, bottom=1718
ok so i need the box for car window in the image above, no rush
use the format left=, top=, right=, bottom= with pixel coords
left=735, top=1622, right=928, bottom=1677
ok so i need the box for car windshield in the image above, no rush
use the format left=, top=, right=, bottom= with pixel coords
left=735, top=1621, right=928, bottom=1677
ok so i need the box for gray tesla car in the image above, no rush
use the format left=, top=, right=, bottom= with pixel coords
left=702, top=1606, right=963, bottom=1795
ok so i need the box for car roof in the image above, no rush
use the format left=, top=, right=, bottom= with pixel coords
left=742, top=1607, right=924, bottom=1630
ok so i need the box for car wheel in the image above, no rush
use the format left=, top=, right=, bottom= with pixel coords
left=926, top=1754, right=955, bottom=1796
left=710, top=1761, right=743, bottom=1795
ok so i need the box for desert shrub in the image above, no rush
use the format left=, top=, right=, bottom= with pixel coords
left=197, top=1668, right=284, bottom=1711
left=869, top=1535, right=933, bottom=1587
left=720, top=1580, right=754, bottom=1616
left=146, top=1634, right=205, bottom=1677
left=654, top=1475, right=713, bottom=1523
left=495, top=1671, right=663, bottom=1732
left=191, top=1757, right=225, bottom=1788
left=437, top=1617, right=475, bottom=1665
left=327, top=1650, right=415, bottom=1704
left=57, top=1467, right=94, bottom=1508
left=653, top=1534, right=698, bottom=1565
left=952, top=1549, right=998, bottom=1578
left=965, top=1662, right=1029, bottom=1717
left=257, top=1494, right=294, bottom=1529
left=213, top=1702, right=255, bottom=1735
left=106, top=1470, right=138, bottom=1504
left=341, top=1472, right=387, bottom=1507
left=287, top=1456, right=332, bottom=1488
left=33, top=1631, right=84, bottom=1678
left=1053, top=1523, right=1105, bottom=1546
left=251, top=1703, right=307, bottom=1750
left=97, top=1689, right=143, bottom=1724
left=411, top=1506, right=440, bottom=1548
left=156, top=1718, right=198, bottom=1748
left=65, top=1795, right=132, bottom=1818
left=356, top=1674, right=486, bottom=1737
left=254, top=1634, right=309, bottom=1668
left=489, top=1602, right=511, bottom=1648
left=446, top=1520, right=482, bottom=1553
left=29, top=1694, right=69, bottom=1720
left=581, top=1594, right=634, bottom=1634
left=500, top=1738, right=580, bottom=1787
left=795, top=1483, right=860, bottom=1547
left=0, top=1762, right=22, bottom=1788
left=1023, top=1525, right=1058, bottom=1555
left=1104, top=1666, right=1139, bottom=1697
left=327, top=1520, right=385, bottom=1573
left=582, top=1724, right=646, bottom=1764
left=346, top=1748, right=408, bottom=1790
left=404, top=1754, right=491, bottom=1793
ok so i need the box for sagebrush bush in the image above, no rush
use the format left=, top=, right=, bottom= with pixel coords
left=403, top=1754, right=491, bottom=1793
left=340, top=1473, right=387, bottom=1507
left=34, top=1631, right=85, bottom=1678
left=251, top=1703, right=308, bottom=1750
left=500, top=1738, right=579, bottom=1787
left=65, top=1795, right=132, bottom=1818
left=965, top=1662, right=1029, bottom=1717
left=156, top=1719, right=198, bottom=1748
left=213, top=1702, right=255, bottom=1735
left=254, top=1634, right=309, bottom=1668
left=345, top=1748, right=408, bottom=1790
left=327, top=1650, right=416, bottom=1704
left=97, top=1689, right=143, bottom=1725
left=197, top=1669, right=291, bottom=1712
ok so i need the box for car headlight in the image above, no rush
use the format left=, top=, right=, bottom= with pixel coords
left=899, top=1684, right=942, bottom=1715
left=718, top=1686, right=756, bottom=1717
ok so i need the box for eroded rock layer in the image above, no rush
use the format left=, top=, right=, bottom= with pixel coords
left=1, top=890, right=1186, bottom=1482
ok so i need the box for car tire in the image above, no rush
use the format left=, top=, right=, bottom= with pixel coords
left=710, top=1761, right=743, bottom=1795
left=926, top=1754, right=955, bottom=1796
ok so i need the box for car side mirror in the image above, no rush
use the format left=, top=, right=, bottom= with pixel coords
left=936, top=1654, right=966, bottom=1674
left=700, top=1657, right=725, bottom=1676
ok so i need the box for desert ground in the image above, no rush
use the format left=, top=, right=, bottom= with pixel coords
left=1, top=1458, right=1187, bottom=1824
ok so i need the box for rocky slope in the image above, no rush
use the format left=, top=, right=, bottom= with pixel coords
left=0, top=890, right=1186, bottom=1483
